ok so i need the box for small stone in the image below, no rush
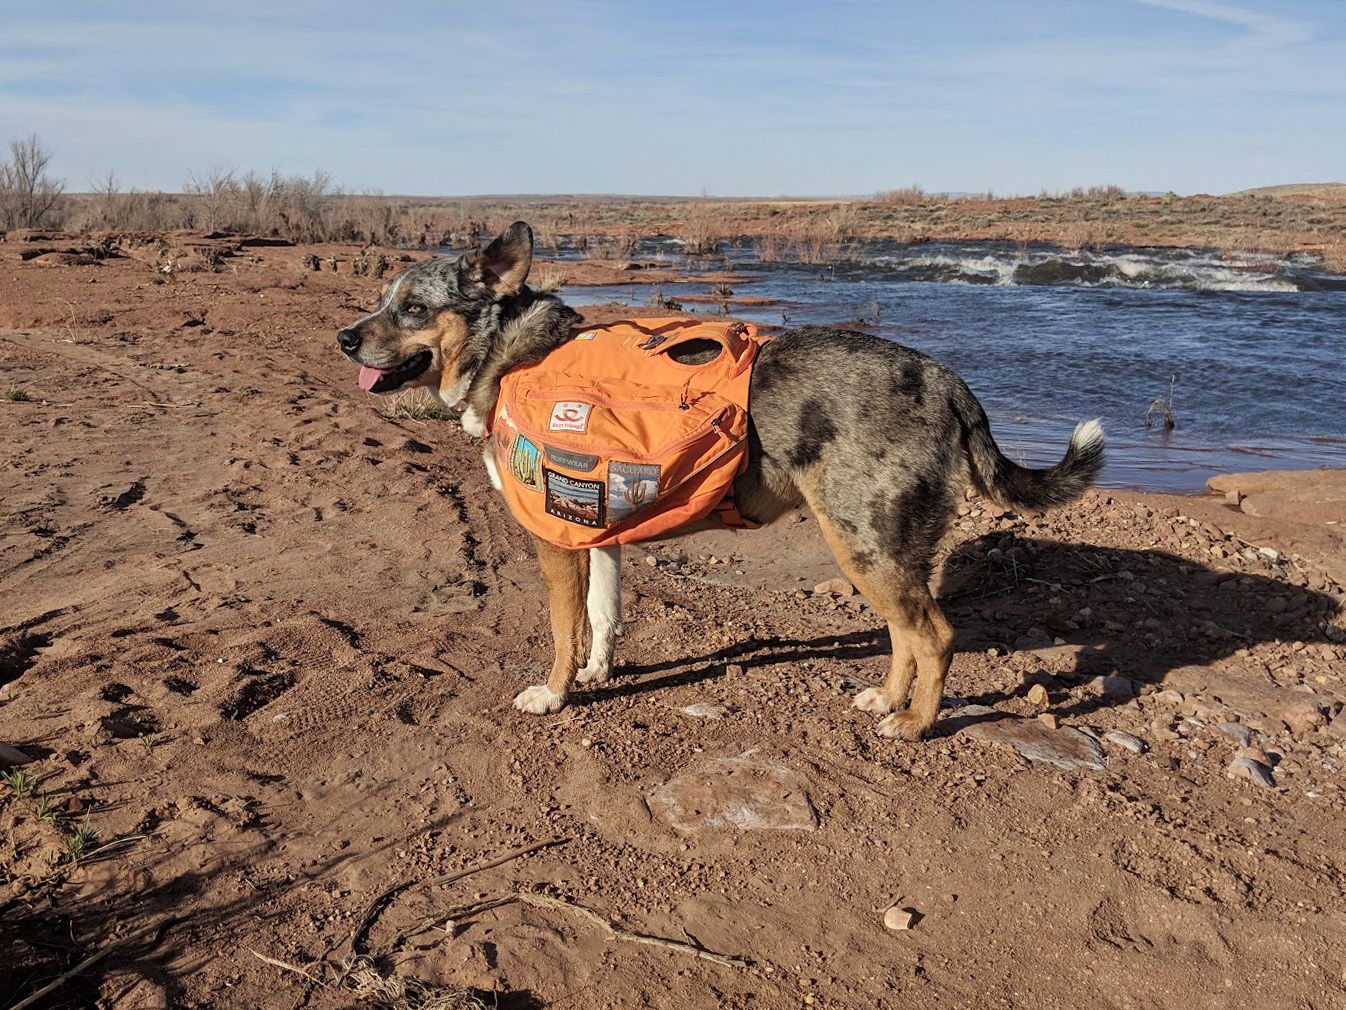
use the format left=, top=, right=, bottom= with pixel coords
left=1088, top=675, right=1135, bottom=699
left=580, top=737, right=593, bottom=748
left=962, top=716, right=1105, bottom=771
left=812, top=578, right=855, bottom=597
left=1227, top=756, right=1275, bottom=789
left=1038, top=713, right=1060, bottom=730
left=725, top=663, right=745, bottom=677
left=1153, top=689, right=1184, bottom=706
left=1151, top=716, right=1179, bottom=742
left=644, top=555, right=658, bottom=567
left=883, top=906, right=917, bottom=931
left=1238, top=745, right=1272, bottom=766
left=1104, top=730, right=1148, bottom=754
left=1327, top=711, right=1346, bottom=740
left=1280, top=699, right=1326, bottom=736
left=679, top=702, right=731, bottom=720
left=1214, top=722, right=1254, bottom=747
left=1026, top=684, right=1050, bottom=707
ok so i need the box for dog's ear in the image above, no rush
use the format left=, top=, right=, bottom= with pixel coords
left=463, top=221, right=533, bottom=298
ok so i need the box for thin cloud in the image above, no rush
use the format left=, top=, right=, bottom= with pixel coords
left=1134, top=0, right=1313, bottom=47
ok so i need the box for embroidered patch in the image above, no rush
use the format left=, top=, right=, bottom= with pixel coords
left=544, top=469, right=605, bottom=527
left=506, top=434, right=543, bottom=491
left=607, top=461, right=661, bottom=523
left=545, top=445, right=600, bottom=472
left=549, top=401, right=592, bottom=433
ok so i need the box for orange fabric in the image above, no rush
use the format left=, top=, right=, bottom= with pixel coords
left=490, top=317, right=769, bottom=549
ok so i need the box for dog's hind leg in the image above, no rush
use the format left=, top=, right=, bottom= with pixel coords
left=577, top=545, right=622, bottom=686
left=514, top=536, right=589, bottom=714
left=814, top=514, right=955, bottom=741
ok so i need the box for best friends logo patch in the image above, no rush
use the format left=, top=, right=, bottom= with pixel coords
left=549, top=401, right=592, bottom=433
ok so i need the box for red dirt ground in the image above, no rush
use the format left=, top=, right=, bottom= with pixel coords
left=2, top=235, right=1344, bottom=1009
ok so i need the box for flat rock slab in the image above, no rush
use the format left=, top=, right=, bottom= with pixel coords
left=646, top=751, right=817, bottom=833
left=960, top=714, right=1106, bottom=772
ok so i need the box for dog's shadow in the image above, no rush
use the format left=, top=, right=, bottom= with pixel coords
left=577, top=536, right=1339, bottom=728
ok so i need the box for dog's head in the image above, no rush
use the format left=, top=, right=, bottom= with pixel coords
left=336, top=221, right=534, bottom=403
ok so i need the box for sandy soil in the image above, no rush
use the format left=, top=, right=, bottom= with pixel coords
left=2, top=236, right=1345, bottom=1010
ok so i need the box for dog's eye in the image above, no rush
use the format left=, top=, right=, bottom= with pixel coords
left=405, top=303, right=427, bottom=316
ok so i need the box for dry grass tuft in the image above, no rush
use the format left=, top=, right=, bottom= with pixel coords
left=379, top=389, right=455, bottom=421
left=531, top=263, right=567, bottom=293
left=341, top=956, right=487, bottom=1010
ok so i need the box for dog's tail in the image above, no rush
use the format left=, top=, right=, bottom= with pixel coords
left=952, top=384, right=1104, bottom=511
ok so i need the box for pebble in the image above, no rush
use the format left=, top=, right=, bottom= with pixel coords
left=1038, top=713, right=1060, bottom=730
left=1327, top=711, right=1346, bottom=740
left=1153, top=689, right=1184, bottom=706
left=679, top=702, right=732, bottom=720
left=883, top=906, right=917, bottom=931
left=1280, top=698, right=1327, bottom=736
left=1104, top=730, right=1148, bottom=754
left=1227, top=756, right=1276, bottom=789
left=1214, top=722, right=1254, bottom=747
left=812, top=577, right=855, bottom=597
left=1087, top=675, right=1135, bottom=699
left=644, top=555, right=658, bottom=567
left=1026, top=684, right=1049, bottom=707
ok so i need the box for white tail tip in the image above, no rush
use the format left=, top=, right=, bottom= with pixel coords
left=1070, top=418, right=1105, bottom=452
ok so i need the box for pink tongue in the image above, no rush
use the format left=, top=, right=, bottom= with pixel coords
left=357, top=365, right=385, bottom=391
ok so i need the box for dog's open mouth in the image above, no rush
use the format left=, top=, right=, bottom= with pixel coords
left=357, top=349, right=433, bottom=394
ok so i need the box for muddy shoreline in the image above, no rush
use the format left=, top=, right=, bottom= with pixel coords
left=2, top=238, right=1344, bottom=1009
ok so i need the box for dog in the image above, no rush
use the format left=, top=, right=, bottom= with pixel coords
left=337, top=222, right=1103, bottom=740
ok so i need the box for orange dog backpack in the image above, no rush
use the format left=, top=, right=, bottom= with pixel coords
left=489, top=317, right=770, bottom=549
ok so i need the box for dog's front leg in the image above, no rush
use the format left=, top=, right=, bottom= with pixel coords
left=513, top=536, right=589, bottom=714
left=577, top=545, right=622, bottom=685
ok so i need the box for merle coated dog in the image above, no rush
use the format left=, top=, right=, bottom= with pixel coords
left=337, top=222, right=1103, bottom=740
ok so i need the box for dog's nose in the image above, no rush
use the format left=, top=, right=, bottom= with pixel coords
left=337, top=328, right=362, bottom=354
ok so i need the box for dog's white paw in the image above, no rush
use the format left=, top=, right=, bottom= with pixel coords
left=853, top=687, right=895, bottom=714
left=877, top=710, right=928, bottom=741
left=460, top=407, right=487, bottom=438
left=513, top=684, right=567, bottom=714
left=575, top=663, right=611, bottom=686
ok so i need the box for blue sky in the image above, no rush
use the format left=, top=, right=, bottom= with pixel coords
left=2, top=0, right=1343, bottom=196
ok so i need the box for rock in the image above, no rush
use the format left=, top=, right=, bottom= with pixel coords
left=812, top=578, right=855, bottom=597
left=1026, top=684, right=1049, bottom=707
left=644, top=554, right=658, bottom=567
left=1087, top=675, right=1135, bottom=699
left=1153, top=689, right=1184, bottom=706
left=1214, top=722, right=1254, bottom=747
left=1038, top=713, right=1060, bottom=730
left=883, top=906, right=917, bottom=931
left=1327, top=710, right=1346, bottom=740
left=679, top=702, right=731, bottom=720
left=1150, top=714, right=1179, bottom=741
left=1280, top=698, right=1327, bottom=735
left=1227, top=756, right=1276, bottom=789
left=1104, top=730, right=1148, bottom=754
left=0, top=742, right=34, bottom=767
left=1237, top=745, right=1273, bottom=766
left=646, top=751, right=817, bottom=832
left=725, top=664, right=745, bottom=677
left=961, top=716, right=1105, bottom=772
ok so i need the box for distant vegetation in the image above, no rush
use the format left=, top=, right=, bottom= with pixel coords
left=2, top=134, right=1344, bottom=271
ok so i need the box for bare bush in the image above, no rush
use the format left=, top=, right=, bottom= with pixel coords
left=0, top=134, right=65, bottom=229
left=874, top=185, right=925, bottom=205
